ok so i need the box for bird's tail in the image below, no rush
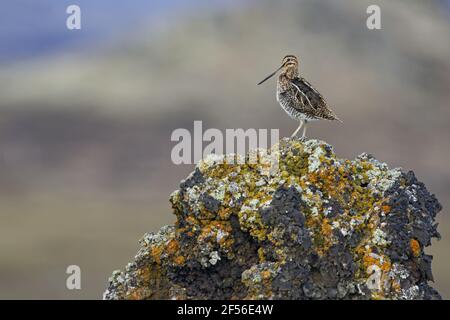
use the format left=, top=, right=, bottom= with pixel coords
left=325, top=109, right=343, bottom=123
left=333, top=114, right=343, bottom=123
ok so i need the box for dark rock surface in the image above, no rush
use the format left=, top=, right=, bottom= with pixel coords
left=104, top=138, right=442, bottom=300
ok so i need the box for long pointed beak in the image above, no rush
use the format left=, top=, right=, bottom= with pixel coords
left=257, top=65, right=283, bottom=85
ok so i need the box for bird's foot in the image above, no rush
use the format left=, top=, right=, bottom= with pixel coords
left=289, top=135, right=307, bottom=142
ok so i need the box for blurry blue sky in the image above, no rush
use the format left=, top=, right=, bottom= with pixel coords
left=0, top=0, right=448, bottom=65
left=0, top=0, right=242, bottom=64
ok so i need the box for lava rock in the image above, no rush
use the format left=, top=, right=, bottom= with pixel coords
left=104, top=138, right=442, bottom=300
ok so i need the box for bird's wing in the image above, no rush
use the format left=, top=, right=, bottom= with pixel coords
left=290, top=77, right=327, bottom=111
left=291, top=77, right=341, bottom=121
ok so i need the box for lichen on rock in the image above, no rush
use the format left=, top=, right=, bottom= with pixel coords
left=103, top=138, right=442, bottom=300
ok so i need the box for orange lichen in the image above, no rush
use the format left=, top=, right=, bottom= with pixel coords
left=127, top=288, right=148, bottom=300
left=136, top=268, right=151, bottom=283
left=410, top=239, right=421, bottom=257
left=371, top=292, right=385, bottom=300
left=391, top=280, right=401, bottom=292
left=321, top=219, right=332, bottom=237
left=261, top=270, right=272, bottom=280
left=381, top=260, right=391, bottom=273
left=305, top=216, right=318, bottom=229
left=174, top=255, right=186, bottom=265
left=167, top=239, right=179, bottom=255
left=150, top=245, right=164, bottom=264
left=218, top=207, right=232, bottom=220
left=363, top=253, right=391, bottom=272
left=381, top=205, right=391, bottom=214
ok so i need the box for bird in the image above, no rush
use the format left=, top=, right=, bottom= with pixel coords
left=257, top=55, right=341, bottom=139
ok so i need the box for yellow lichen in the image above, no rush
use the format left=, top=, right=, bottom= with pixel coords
left=258, top=247, right=266, bottom=262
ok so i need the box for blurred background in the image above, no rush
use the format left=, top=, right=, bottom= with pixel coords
left=0, top=0, right=449, bottom=299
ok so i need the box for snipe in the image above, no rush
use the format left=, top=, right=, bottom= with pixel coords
left=258, top=55, right=341, bottom=139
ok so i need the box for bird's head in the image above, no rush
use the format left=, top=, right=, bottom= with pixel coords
left=257, top=54, right=299, bottom=85
left=281, top=55, right=299, bottom=79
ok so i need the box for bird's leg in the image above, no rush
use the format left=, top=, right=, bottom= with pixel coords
left=291, top=120, right=304, bottom=138
left=300, top=121, right=308, bottom=141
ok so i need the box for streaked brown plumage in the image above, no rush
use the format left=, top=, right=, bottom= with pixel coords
left=258, top=55, right=341, bottom=139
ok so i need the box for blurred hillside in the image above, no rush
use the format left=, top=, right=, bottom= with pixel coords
left=0, top=0, right=449, bottom=299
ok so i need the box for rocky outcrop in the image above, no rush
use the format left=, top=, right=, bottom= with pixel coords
left=104, top=138, right=442, bottom=300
